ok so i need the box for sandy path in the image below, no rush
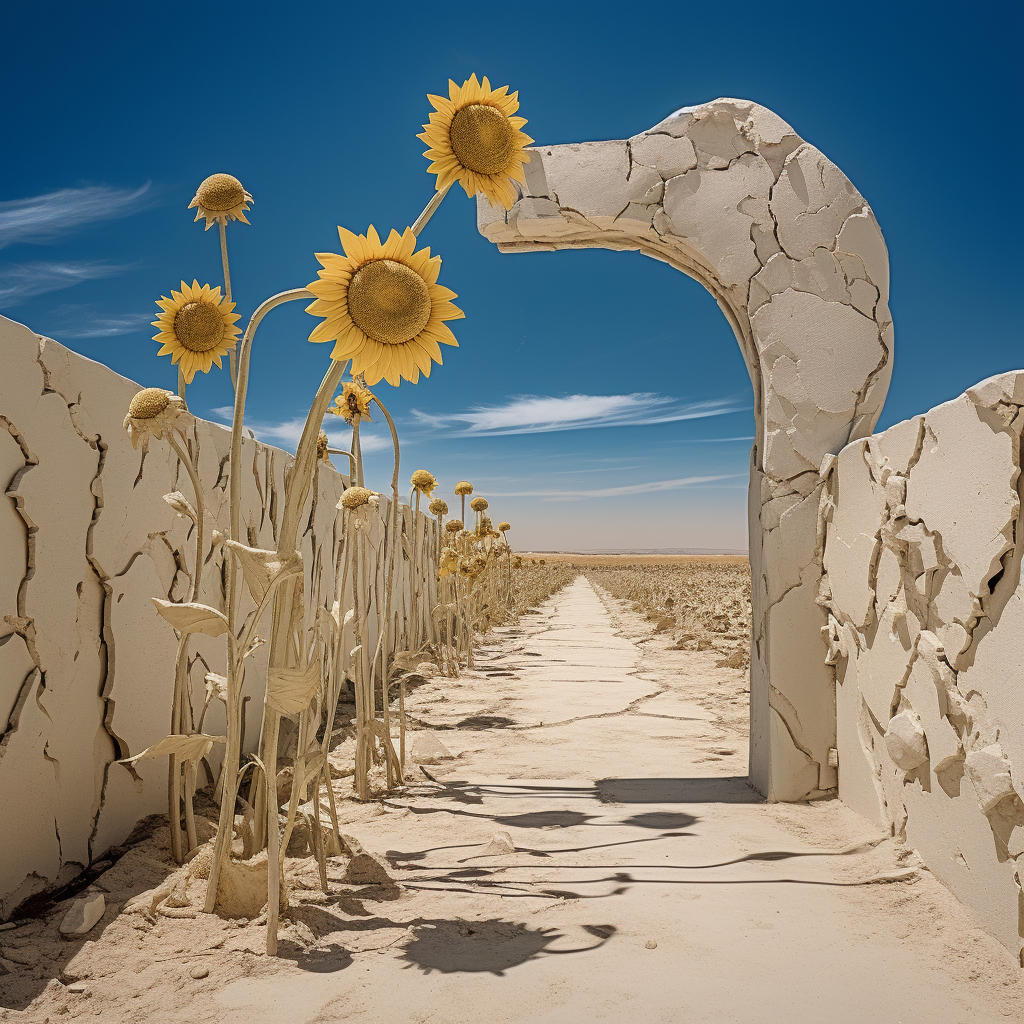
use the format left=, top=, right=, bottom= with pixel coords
left=3, top=577, right=1022, bottom=1023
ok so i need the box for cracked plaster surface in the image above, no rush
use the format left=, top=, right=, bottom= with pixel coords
left=0, top=314, right=439, bottom=918
left=476, top=98, right=892, bottom=802
left=820, top=371, right=1024, bottom=957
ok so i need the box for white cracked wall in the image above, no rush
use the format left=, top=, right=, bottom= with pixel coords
left=820, top=371, right=1024, bottom=958
left=0, top=314, right=436, bottom=918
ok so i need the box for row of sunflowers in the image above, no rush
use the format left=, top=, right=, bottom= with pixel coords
left=118, top=75, right=537, bottom=954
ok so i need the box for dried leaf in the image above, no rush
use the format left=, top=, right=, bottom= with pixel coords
left=151, top=599, right=229, bottom=637
left=243, top=635, right=266, bottom=660
left=204, top=672, right=227, bottom=703
left=120, top=733, right=225, bottom=765
left=224, top=540, right=302, bottom=606
left=266, top=657, right=322, bottom=717
left=163, top=491, right=197, bottom=523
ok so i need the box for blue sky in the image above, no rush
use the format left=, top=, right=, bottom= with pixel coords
left=2, top=1, right=1021, bottom=551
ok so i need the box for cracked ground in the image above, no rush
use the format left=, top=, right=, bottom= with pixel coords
left=2, top=577, right=1022, bottom=1023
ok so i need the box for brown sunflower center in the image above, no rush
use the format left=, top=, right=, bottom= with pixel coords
left=196, top=173, right=246, bottom=213
left=173, top=300, right=225, bottom=353
left=129, top=387, right=170, bottom=420
left=347, top=259, right=431, bottom=346
left=449, top=104, right=516, bottom=176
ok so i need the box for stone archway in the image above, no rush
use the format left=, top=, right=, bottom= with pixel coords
left=476, top=98, right=892, bottom=800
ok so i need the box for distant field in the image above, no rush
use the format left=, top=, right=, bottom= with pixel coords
left=519, top=552, right=749, bottom=567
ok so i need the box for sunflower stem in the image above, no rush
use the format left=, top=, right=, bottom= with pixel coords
left=204, top=287, right=311, bottom=917
left=219, top=222, right=237, bottom=389
left=411, top=182, right=454, bottom=237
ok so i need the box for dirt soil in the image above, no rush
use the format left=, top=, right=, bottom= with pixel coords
left=2, top=576, right=1021, bottom=1023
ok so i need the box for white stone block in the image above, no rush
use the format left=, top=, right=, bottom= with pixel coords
left=59, top=893, right=105, bottom=936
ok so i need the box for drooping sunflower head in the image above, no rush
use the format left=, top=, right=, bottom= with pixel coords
left=498, top=522, right=511, bottom=533
left=317, top=430, right=332, bottom=465
left=152, top=281, right=241, bottom=384
left=339, top=486, right=374, bottom=510
left=123, top=388, right=189, bottom=451
left=446, top=519, right=463, bottom=533
left=411, top=469, right=438, bottom=496
left=454, top=480, right=474, bottom=496
left=307, top=226, right=463, bottom=386
left=328, top=381, right=374, bottom=423
left=188, top=173, right=253, bottom=230
left=419, top=75, right=533, bottom=210
left=470, top=497, right=489, bottom=513
left=429, top=498, right=448, bottom=517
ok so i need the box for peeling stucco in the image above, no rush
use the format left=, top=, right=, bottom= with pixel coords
left=820, top=370, right=1024, bottom=958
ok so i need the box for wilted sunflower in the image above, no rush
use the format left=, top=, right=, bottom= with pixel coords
left=429, top=499, right=448, bottom=516
left=419, top=75, right=532, bottom=210
left=338, top=486, right=374, bottom=510
left=445, top=519, right=463, bottom=533
left=470, top=497, right=488, bottom=512
left=411, top=469, right=438, bottom=496
left=454, top=481, right=473, bottom=496
left=328, top=381, right=373, bottom=423
left=188, top=173, right=253, bottom=230
left=123, top=388, right=189, bottom=451
left=306, top=226, right=463, bottom=386
left=439, top=547, right=460, bottom=577
left=152, top=281, right=241, bottom=384
left=498, top=522, right=511, bottom=533
left=316, top=430, right=332, bottom=465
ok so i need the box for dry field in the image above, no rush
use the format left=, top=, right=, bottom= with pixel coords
left=515, top=554, right=751, bottom=667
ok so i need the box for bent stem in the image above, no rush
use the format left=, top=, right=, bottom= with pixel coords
left=205, top=288, right=311, bottom=917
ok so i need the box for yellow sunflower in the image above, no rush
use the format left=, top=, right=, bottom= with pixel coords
left=306, top=226, right=463, bottom=386
left=188, top=173, right=253, bottom=230
left=152, top=281, right=241, bottom=384
left=327, top=381, right=374, bottom=423
left=419, top=75, right=532, bottom=210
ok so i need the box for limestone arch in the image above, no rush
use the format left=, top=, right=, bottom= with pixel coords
left=476, top=98, right=893, bottom=800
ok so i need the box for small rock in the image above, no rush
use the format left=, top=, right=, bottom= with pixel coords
left=67, top=982, right=88, bottom=993
left=480, top=831, right=516, bottom=856
left=59, top=894, right=105, bottom=938
left=190, top=965, right=209, bottom=979
left=965, top=744, right=1017, bottom=814
left=645, top=940, right=658, bottom=949
left=414, top=661, right=438, bottom=678
left=339, top=834, right=395, bottom=886
left=884, top=711, right=928, bottom=771
left=411, top=732, right=453, bottom=765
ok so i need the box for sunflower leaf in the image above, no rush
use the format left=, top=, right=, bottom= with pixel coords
left=266, top=657, right=322, bottom=718
left=120, top=733, right=225, bottom=765
left=224, top=540, right=303, bottom=605
left=151, top=599, right=229, bottom=637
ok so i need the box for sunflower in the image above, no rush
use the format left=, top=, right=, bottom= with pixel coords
left=123, top=388, right=189, bottom=451
left=454, top=481, right=473, bottom=496
left=429, top=499, right=448, bottom=516
left=411, top=469, right=438, bottom=497
left=470, top=497, right=489, bottom=513
left=188, top=173, right=253, bottom=230
left=328, top=381, right=374, bottom=423
left=498, top=522, right=511, bottom=533
left=445, top=519, right=463, bottom=533
left=306, top=226, right=463, bottom=386
left=339, top=486, right=374, bottom=510
left=419, top=75, right=532, bottom=210
left=152, top=281, right=241, bottom=384
left=316, top=430, right=333, bottom=466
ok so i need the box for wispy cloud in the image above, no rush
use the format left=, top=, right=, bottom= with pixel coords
left=208, top=409, right=391, bottom=453
left=0, top=261, right=130, bottom=306
left=0, top=184, right=152, bottom=248
left=410, top=392, right=748, bottom=436
left=40, top=303, right=152, bottom=338
left=486, top=473, right=744, bottom=501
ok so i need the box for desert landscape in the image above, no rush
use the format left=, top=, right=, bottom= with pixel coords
left=1, top=559, right=1022, bottom=1023
left=3, top=9, right=1023, bottom=1020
